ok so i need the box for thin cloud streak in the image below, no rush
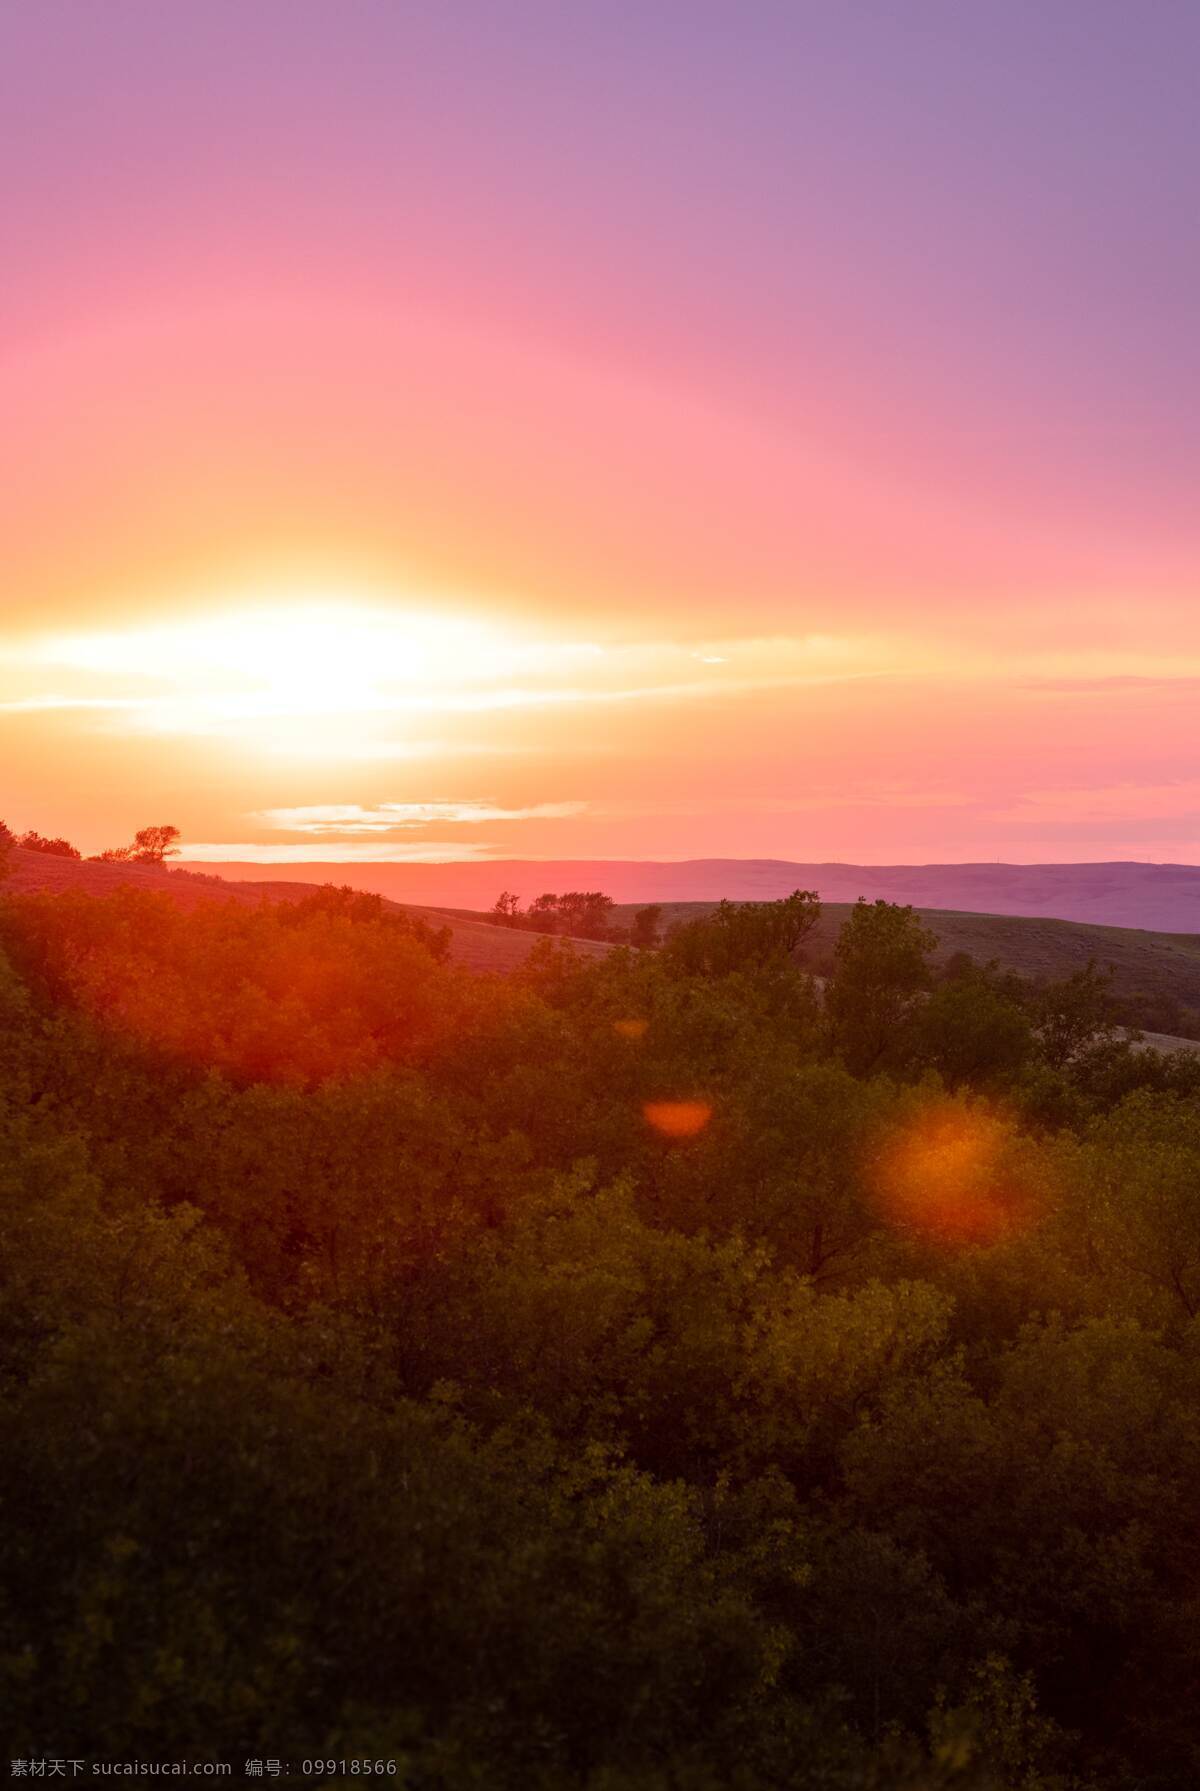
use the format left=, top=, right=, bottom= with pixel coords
left=0, top=694, right=159, bottom=712
left=180, top=840, right=502, bottom=865
left=255, top=801, right=588, bottom=833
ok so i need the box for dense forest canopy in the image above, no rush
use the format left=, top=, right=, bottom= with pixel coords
left=3, top=875, right=1200, bottom=1786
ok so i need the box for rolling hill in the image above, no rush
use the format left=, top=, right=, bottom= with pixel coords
left=10, top=849, right=1200, bottom=1038
left=1, top=849, right=610, bottom=975
left=199, top=857, right=1200, bottom=933
left=610, top=900, right=1200, bottom=1038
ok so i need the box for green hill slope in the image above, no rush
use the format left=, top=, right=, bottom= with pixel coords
left=611, top=901, right=1200, bottom=1038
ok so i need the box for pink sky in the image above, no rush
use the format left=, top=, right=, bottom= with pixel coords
left=2, top=2, right=1198, bottom=864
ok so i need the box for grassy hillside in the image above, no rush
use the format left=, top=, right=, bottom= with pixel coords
left=4, top=849, right=611, bottom=975
left=612, top=900, right=1200, bottom=1038
left=11, top=851, right=1200, bottom=1032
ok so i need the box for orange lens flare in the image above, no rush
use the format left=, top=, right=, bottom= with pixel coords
left=643, top=1099, right=712, bottom=1139
left=871, top=1103, right=1040, bottom=1247
left=613, top=1018, right=649, bottom=1039
left=8, top=889, right=453, bottom=1086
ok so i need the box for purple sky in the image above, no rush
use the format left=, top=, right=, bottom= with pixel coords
left=2, top=1, right=1198, bottom=862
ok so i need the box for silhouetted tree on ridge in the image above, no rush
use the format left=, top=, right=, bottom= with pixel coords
left=92, top=823, right=181, bottom=865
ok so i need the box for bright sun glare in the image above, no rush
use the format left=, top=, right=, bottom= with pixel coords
left=31, top=599, right=588, bottom=755
left=46, top=603, right=518, bottom=702
left=14, top=594, right=866, bottom=766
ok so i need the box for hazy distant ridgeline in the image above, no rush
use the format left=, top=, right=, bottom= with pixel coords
left=203, top=857, right=1200, bottom=932
left=13, top=845, right=1200, bottom=1039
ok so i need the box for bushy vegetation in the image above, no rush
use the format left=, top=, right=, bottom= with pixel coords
left=491, top=888, right=663, bottom=946
left=3, top=884, right=1200, bottom=1785
left=90, top=822, right=182, bottom=864
left=13, top=830, right=82, bottom=858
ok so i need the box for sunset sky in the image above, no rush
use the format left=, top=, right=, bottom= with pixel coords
left=3, top=1, right=1198, bottom=865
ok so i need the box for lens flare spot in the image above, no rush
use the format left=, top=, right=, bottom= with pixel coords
left=613, top=1017, right=649, bottom=1039
left=871, top=1103, right=1041, bottom=1246
left=643, top=1099, right=712, bottom=1139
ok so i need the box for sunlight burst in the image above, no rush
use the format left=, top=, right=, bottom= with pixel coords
left=42, top=602, right=535, bottom=706
left=26, top=598, right=598, bottom=757
left=8, top=594, right=892, bottom=767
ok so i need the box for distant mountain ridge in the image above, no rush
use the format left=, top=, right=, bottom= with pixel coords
left=14, top=847, right=1200, bottom=1040
left=200, top=858, right=1200, bottom=934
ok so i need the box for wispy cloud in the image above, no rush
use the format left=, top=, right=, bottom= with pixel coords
left=254, top=801, right=587, bottom=834
left=987, top=778, right=1200, bottom=826
left=179, top=840, right=502, bottom=864
left=1015, top=675, right=1200, bottom=695
left=0, top=694, right=158, bottom=712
